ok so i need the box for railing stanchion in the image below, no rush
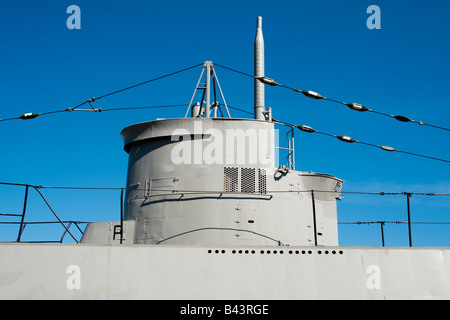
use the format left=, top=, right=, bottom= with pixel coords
left=311, top=190, right=318, bottom=246
left=406, top=192, right=413, bottom=247
left=16, top=185, right=29, bottom=242
left=120, top=188, right=124, bottom=244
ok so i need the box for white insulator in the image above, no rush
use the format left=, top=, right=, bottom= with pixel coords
left=379, top=145, right=397, bottom=152
left=346, top=103, right=368, bottom=112
left=258, top=77, right=280, bottom=86
left=297, top=125, right=316, bottom=133
left=337, top=135, right=357, bottom=143
left=301, top=90, right=324, bottom=99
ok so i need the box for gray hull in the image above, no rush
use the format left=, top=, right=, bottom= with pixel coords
left=1, top=243, right=449, bottom=299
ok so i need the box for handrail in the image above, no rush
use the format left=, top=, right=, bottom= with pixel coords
left=0, top=182, right=88, bottom=243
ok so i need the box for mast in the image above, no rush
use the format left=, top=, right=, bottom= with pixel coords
left=254, top=16, right=265, bottom=120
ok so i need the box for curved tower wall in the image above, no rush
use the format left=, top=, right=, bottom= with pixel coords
left=120, top=118, right=343, bottom=246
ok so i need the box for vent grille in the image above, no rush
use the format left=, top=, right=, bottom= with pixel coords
left=241, top=168, right=255, bottom=193
left=224, top=167, right=267, bottom=194
left=258, top=169, right=267, bottom=194
left=224, top=167, right=238, bottom=192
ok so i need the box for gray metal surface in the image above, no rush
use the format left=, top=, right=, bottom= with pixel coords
left=1, top=243, right=449, bottom=299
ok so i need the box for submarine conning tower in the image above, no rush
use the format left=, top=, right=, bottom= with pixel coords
left=81, top=17, right=343, bottom=246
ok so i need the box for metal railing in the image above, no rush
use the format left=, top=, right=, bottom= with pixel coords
left=0, top=182, right=89, bottom=243
left=1, top=182, right=449, bottom=246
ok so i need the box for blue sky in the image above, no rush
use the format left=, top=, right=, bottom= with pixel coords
left=0, top=0, right=449, bottom=246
